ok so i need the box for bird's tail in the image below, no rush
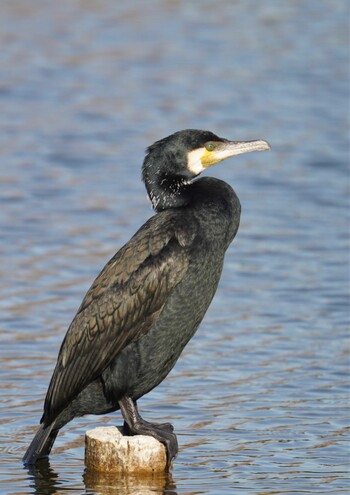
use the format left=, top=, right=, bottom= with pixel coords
left=22, top=423, right=58, bottom=465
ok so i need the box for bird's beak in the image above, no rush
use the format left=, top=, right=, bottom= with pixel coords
left=187, top=139, right=271, bottom=174
left=210, top=139, right=271, bottom=164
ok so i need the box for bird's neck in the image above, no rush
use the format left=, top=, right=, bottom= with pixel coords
left=145, top=173, right=192, bottom=211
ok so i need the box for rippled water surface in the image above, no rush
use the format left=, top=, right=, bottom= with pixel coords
left=0, top=1, right=349, bottom=494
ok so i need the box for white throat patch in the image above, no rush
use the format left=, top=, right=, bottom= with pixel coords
left=187, top=148, right=206, bottom=175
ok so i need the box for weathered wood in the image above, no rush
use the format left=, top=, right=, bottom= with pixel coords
left=85, top=426, right=167, bottom=474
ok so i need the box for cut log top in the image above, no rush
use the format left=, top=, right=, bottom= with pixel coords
left=85, top=426, right=167, bottom=474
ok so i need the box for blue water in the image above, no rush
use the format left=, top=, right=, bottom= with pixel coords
left=0, top=1, right=349, bottom=494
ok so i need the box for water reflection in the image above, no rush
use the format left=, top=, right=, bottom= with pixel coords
left=25, top=459, right=177, bottom=495
left=84, top=469, right=177, bottom=495
left=25, top=461, right=59, bottom=495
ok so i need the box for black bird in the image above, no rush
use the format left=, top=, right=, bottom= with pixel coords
left=23, top=129, right=270, bottom=467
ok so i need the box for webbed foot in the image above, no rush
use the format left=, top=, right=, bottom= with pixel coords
left=119, top=396, right=178, bottom=469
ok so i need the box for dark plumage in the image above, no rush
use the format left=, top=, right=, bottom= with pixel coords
left=23, top=129, right=270, bottom=467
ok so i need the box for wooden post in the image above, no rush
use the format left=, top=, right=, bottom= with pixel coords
left=85, top=426, right=168, bottom=474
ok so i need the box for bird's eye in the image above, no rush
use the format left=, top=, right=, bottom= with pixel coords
left=205, top=142, right=215, bottom=152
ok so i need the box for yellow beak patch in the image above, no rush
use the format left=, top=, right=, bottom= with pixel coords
left=187, top=147, right=222, bottom=175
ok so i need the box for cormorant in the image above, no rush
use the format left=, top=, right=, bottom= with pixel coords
left=23, top=129, right=270, bottom=468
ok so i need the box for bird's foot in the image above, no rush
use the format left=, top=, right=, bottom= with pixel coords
left=123, top=419, right=173, bottom=435
left=141, top=419, right=174, bottom=433
left=124, top=419, right=178, bottom=469
left=119, top=396, right=177, bottom=469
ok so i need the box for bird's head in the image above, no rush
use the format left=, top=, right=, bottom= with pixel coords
left=142, top=129, right=270, bottom=210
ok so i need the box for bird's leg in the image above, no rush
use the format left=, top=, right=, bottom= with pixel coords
left=118, top=395, right=178, bottom=469
left=119, top=396, right=174, bottom=433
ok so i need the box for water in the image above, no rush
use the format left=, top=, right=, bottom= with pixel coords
left=0, top=0, right=349, bottom=493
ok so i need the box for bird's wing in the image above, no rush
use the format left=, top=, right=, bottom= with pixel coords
left=43, top=211, right=198, bottom=423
